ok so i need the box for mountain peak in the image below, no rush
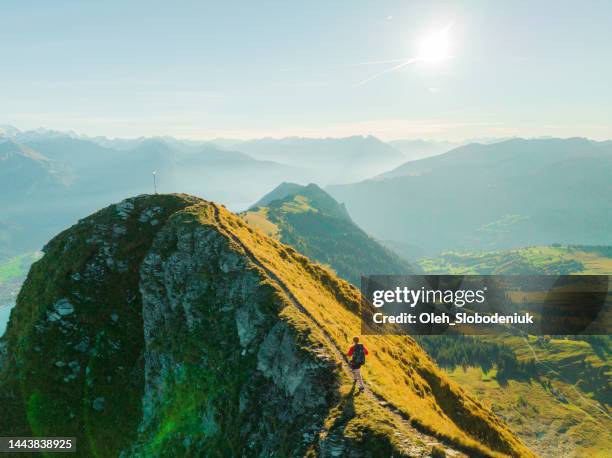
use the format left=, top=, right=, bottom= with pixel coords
left=252, top=182, right=351, bottom=221
left=0, top=194, right=531, bottom=457
left=251, top=182, right=306, bottom=208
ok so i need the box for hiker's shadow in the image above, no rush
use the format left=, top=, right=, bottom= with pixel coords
left=325, top=383, right=358, bottom=433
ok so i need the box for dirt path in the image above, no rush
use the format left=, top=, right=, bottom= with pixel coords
left=211, top=204, right=471, bottom=457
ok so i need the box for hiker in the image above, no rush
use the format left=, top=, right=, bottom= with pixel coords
left=348, top=336, right=368, bottom=392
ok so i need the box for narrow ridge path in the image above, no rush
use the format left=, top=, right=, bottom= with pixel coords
left=211, top=203, right=472, bottom=457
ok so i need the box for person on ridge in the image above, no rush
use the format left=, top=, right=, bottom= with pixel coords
left=348, top=336, right=368, bottom=392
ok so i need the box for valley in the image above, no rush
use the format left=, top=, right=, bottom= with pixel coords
left=416, top=248, right=611, bottom=457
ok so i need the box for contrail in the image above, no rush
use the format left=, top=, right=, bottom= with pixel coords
left=345, top=58, right=412, bottom=67
left=353, top=57, right=418, bottom=87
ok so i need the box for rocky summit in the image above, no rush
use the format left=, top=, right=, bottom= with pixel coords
left=0, top=194, right=534, bottom=457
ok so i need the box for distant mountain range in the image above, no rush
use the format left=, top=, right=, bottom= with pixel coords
left=3, top=134, right=304, bottom=205
left=224, top=135, right=406, bottom=184
left=2, top=126, right=611, bottom=259
left=0, top=129, right=319, bottom=257
left=0, top=135, right=301, bottom=259
left=328, top=138, right=612, bottom=254
left=0, top=126, right=427, bottom=185
left=0, top=125, right=463, bottom=259
left=387, top=137, right=515, bottom=162
left=388, top=139, right=459, bottom=161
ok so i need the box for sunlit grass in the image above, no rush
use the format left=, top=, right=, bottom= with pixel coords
left=446, top=365, right=612, bottom=457
left=198, top=203, right=534, bottom=457
left=419, top=245, right=612, bottom=275
left=240, top=207, right=280, bottom=238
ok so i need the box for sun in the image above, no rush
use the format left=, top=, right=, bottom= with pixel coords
left=416, top=24, right=452, bottom=63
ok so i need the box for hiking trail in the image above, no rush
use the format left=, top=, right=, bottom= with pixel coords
left=211, top=203, right=472, bottom=458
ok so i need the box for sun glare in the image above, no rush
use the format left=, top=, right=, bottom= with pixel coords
left=416, top=24, right=452, bottom=63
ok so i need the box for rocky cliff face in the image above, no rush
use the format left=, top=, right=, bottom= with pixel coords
left=131, top=207, right=339, bottom=456
left=0, top=194, right=534, bottom=457
left=0, top=194, right=199, bottom=456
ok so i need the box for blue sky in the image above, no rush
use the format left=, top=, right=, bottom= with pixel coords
left=2, top=0, right=612, bottom=140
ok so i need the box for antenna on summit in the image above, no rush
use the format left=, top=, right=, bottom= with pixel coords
left=152, top=171, right=157, bottom=194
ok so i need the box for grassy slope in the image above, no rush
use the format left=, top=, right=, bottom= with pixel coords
left=212, top=203, right=533, bottom=457
left=448, top=366, right=610, bottom=458
left=241, top=207, right=280, bottom=238
left=418, top=246, right=612, bottom=456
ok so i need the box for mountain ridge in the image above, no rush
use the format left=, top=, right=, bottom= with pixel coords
left=0, top=194, right=533, bottom=457
left=376, top=137, right=610, bottom=181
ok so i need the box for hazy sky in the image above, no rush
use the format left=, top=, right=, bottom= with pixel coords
left=2, top=1, right=612, bottom=140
